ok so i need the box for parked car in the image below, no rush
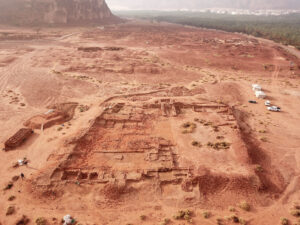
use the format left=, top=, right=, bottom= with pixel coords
left=267, top=106, right=281, bottom=112
left=248, top=100, right=257, bottom=104
left=265, top=100, right=271, bottom=106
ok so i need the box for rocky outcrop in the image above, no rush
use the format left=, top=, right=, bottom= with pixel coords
left=0, top=0, right=120, bottom=25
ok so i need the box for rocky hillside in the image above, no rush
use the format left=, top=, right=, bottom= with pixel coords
left=0, top=0, right=120, bottom=25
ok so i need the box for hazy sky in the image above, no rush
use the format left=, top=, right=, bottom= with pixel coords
left=106, top=0, right=300, bottom=11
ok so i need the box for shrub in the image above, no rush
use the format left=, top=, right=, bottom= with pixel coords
left=181, top=122, right=197, bottom=133
left=78, top=105, right=89, bottom=113
left=239, top=201, right=250, bottom=211
left=290, top=209, right=300, bottom=217
left=255, top=165, right=264, bottom=172
left=213, top=125, right=219, bottom=132
left=174, top=209, right=192, bottom=222
left=280, top=217, right=289, bottom=225
left=199, top=119, right=206, bottom=124
left=207, top=142, right=214, bottom=147
left=207, top=142, right=231, bottom=150
left=8, top=195, right=15, bottom=201
left=215, top=142, right=231, bottom=149
left=140, top=215, right=146, bottom=220
left=184, top=214, right=191, bottom=222
left=36, top=217, right=47, bottom=225
left=203, top=211, right=211, bottom=219
left=192, top=141, right=202, bottom=148
left=230, top=215, right=240, bottom=223
left=229, top=206, right=235, bottom=212
left=204, top=121, right=213, bottom=126
left=260, top=137, right=268, bottom=142
left=293, top=203, right=300, bottom=210
left=6, top=206, right=15, bottom=215
left=161, top=218, right=170, bottom=225
left=4, top=182, right=13, bottom=190
left=16, top=215, right=30, bottom=225
left=239, top=218, right=247, bottom=225
left=216, top=218, right=223, bottom=225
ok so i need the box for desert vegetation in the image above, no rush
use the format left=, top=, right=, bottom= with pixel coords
left=116, top=11, right=300, bottom=49
left=181, top=122, right=197, bottom=134
left=173, top=209, right=193, bottom=223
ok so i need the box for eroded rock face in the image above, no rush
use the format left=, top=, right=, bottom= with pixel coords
left=0, top=0, right=119, bottom=25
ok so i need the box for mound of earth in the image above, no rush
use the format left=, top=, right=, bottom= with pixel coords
left=0, top=0, right=120, bottom=25
left=32, top=90, right=284, bottom=209
left=24, top=102, right=78, bottom=130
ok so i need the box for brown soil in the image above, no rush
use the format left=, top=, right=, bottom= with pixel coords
left=0, top=20, right=299, bottom=225
left=4, top=128, right=33, bottom=150
left=24, top=102, right=78, bottom=129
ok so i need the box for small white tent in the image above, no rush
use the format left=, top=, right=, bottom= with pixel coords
left=252, top=84, right=262, bottom=91
left=63, top=215, right=73, bottom=225
left=255, top=91, right=266, bottom=99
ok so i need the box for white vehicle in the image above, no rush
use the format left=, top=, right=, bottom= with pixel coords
left=265, top=100, right=271, bottom=106
left=255, top=91, right=266, bottom=99
left=267, top=106, right=281, bottom=112
left=252, top=84, right=262, bottom=91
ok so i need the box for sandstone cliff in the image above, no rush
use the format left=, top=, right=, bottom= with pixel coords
left=0, top=0, right=120, bottom=25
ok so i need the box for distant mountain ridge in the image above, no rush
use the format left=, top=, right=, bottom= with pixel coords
left=108, top=0, right=300, bottom=10
left=0, top=0, right=120, bottom=25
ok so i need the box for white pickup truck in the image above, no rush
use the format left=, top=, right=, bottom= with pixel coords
left=267, top=106, right=281, bottom=112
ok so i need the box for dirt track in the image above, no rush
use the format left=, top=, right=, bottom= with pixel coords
left=0, top=21, right=300, bottom=225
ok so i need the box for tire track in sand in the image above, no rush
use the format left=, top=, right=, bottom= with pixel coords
left=0, top=49, right=37, bottom=93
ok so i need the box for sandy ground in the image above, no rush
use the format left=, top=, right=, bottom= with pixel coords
left=0, top=20, right=300, bottom=225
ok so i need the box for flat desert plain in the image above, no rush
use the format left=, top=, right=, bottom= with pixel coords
left=0, top=21, right=300, bottom=225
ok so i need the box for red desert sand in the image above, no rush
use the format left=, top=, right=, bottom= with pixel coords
left=0, top=20, right=300, bottom=225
